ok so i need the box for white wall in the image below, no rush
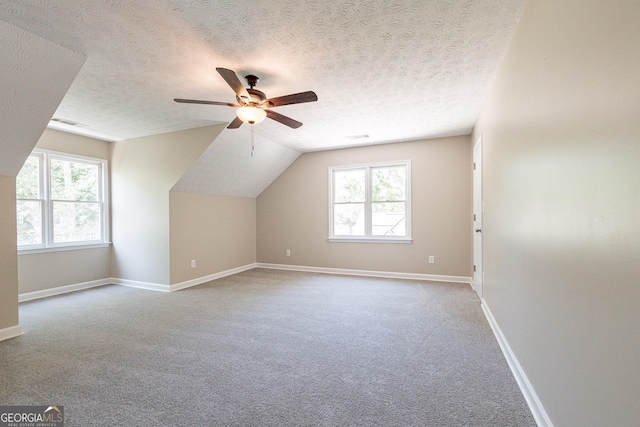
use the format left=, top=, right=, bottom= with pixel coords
left=473, top=0, right=640, bottom=425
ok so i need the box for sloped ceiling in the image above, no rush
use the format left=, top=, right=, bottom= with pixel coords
left=172, top=127, right=301, bottom=198
left=0, top=0, right=526, bottom=152
left=0, top=20, right=85, bottom=176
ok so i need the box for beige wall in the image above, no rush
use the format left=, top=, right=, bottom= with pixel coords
left=257, top=136, right=471, bottom=277
left=0, top=175, right=19, bottom=330
left=110, top=124, right=225, bottom=285
left=18, top=248, right=111, bottom=294
left=34, top=128, right=111, bottom=159
left=472, top=0, right=640, bottom=425
left=18, top=129, right=112, bottom=294
left=169, top=192, right=256, bottom=284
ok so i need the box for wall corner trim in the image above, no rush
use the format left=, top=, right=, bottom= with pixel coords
left=481, top=299, right=554, bottom=427
left=256, top=263, right=472, bottom=284
left=170, top=263, right=257, bottom=292
left=0, top=325, right=24, bottom=342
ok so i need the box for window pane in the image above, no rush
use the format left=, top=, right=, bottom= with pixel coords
left=16, top=156, right=40, bottom=199
left=334, top=203, right=365, bottom=235
left=53, top=202, right=101, bottom=243
left=334, top=169, right=365, bottom=203
left=372, top=166, right=405, bottom=202
left=16, top=200, right=43, bottom=245
left=372, top=202, right=406, bottom=236
left=51, top=159, right=99, bottom=201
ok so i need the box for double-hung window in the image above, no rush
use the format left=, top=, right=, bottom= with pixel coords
left=329, top=161, right=411, bottom=242
left=16, top=150, right=109, bottom=251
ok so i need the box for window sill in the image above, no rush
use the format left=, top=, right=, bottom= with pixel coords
left=328, top=237, right=412, bottom=244
left=18, top=242, right=111, bottom=255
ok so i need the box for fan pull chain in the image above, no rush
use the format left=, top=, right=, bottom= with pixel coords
left=250, top=123, right=255, bottom=157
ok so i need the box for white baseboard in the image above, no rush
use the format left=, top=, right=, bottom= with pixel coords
left=0, top=325, right=24, bottom=342
left=111, top=277, right=170, bottom=292
left=112, top=264, right=258, bottom=293
left=17, top=264, right=258, bottom=299
left=481, top=299, right=553, bottom=427
left=15, top=264, right=471, bottom=301
left=19, top=278, right=112, bottom=302
left=112, top=264, right=471, bottom=292
left=170, top=263, right=257, bottom=292
left=256, top=263, right=472, bottom=284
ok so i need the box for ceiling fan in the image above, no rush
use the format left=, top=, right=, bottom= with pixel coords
left=174, top=68, right=318, bottom=129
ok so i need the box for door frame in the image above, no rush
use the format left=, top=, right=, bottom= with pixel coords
left=473, top=135, right=483, bottom=300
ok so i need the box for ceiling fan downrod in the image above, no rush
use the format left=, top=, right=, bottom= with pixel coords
left=245, top=75, right=259, bottom=89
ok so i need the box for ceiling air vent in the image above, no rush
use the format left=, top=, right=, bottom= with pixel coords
left=51, top=117, right=86, bottom=127
left=345, top=134, right=370, bottom=140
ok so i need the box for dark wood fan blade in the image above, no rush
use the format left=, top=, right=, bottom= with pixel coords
left=264, top=91, right=318, bottom=107
left=174, top=99, right=238, bottom=107
left=265, top=109, right=303, bottom=128
left=216, top=68, right=251, bottom=103
left=227, top=116, right=243, bottom=129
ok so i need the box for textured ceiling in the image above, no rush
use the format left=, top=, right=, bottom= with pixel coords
left=172, top=126, right=301, bottom=198
left=0, top=20, right=85, bottom=176
left=0, top=0, right=526, bottom=152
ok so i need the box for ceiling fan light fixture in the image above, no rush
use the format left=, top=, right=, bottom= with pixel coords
left=236, top=106, right=267, bottom=124
left=175, top=68, right=317, bottom=129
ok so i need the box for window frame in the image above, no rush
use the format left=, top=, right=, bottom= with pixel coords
left=328, top=160, right=412, bottom=243
left=17, top=149, right=110, bottom=254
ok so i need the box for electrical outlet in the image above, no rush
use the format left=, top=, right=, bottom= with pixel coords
left=286, top=249, right=291, bottom=257
left=429, top=256, right=435, bottom=264
left=191, top=259, right=196, bottom=268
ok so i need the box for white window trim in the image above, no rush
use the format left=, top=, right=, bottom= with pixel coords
left=328, top=160, right=412, bottom=243
left=17, top=149, right=110, bottom=254
left=18, top=243, right=111, bottom=255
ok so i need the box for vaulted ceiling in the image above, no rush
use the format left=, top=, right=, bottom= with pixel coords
left=0, top=0, right=526, bottom=152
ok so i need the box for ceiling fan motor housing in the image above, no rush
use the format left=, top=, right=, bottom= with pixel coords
left=239, top=75, right=267, bottom=105
left=245, top=88, right=267, bottom=104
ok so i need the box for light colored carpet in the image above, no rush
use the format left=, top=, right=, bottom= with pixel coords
left=1, top=269, right=536, bottom=426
